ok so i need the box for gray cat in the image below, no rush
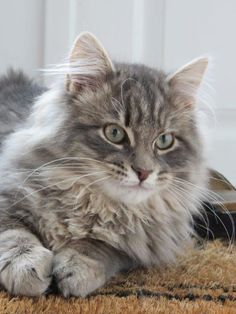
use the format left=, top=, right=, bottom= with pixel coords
left=0, top=32, right=208, bottom=297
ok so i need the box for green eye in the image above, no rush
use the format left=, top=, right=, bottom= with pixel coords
left=155, top=133, right=175, bottom=150
left=104, top=124, right=126, bottom=144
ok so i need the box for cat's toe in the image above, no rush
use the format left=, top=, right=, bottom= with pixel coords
left=53, top=248, right=106, bottom=297
left=0, top=246, right=53, bottom=296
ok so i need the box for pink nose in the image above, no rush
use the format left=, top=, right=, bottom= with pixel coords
left=131, top=166, right=152, bottom=182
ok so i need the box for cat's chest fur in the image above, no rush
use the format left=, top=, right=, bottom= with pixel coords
left=36, top=183, right=190, bottom=266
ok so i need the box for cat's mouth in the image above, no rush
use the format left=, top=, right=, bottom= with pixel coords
left=116, top=181, right=155, bottom=193
left=101, top=178, right=156, bottom=204
left=121, top=182, right=155, bottom=191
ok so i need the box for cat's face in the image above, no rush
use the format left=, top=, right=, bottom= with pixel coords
left=55, top=33, right=208, bottom=205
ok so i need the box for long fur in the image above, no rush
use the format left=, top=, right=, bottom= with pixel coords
left=0, top=32, right=209, bottom=297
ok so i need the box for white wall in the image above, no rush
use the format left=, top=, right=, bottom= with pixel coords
left=0, top=0, right=235, bottom=184
left=162, top=0, right=236, bottom=184
left=0, top=0, right=45, bottom=77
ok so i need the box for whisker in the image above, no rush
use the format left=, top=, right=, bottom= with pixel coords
left=171, top=177, right=235, bottom=248
left=166, top=187, right=195, bottom=223
left=169, top=169, right=236, bottom=186
left=21, top=157, right=105, bottom=185
left=9, top=171, right=107, bottom=211
left=169, top=184, right=211, bottom=241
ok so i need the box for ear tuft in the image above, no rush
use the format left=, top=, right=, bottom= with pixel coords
left=66, top=32, right=114, bottom=92
left=167, top=57, right=209, bottom=105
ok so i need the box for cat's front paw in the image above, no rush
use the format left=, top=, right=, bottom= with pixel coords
left=0, top=244, right=53, bottom=296
left=53, top=248, right=106, bottom=297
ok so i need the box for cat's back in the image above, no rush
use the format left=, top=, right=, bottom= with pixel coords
left=0, top=70, right=46, bottom=146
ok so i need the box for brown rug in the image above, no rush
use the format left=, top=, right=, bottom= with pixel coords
left=1, top=240, right=236, bottom=314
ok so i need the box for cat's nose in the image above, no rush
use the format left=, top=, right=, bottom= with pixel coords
left=131, top=166, right=152, bottom=182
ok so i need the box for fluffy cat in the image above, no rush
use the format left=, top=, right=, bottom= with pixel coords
left=0, top=32, right=208, bottom=297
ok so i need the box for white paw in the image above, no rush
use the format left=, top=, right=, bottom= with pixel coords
left=53, top=248, right=106, bottom=297
left=0, top=244, right=53, bottom=296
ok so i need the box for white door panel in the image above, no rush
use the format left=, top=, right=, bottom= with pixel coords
left=0, top=0, right=235, bottom=184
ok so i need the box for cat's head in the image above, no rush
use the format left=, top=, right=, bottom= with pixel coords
left=43, top=32, right=208, bottom=205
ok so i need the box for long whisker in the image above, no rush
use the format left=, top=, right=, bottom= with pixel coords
left=13, top=164, right=105, bottom=198
left=9, top=171, right=107, bottom=210
left=169, top=184, right=211, bottom=241
left=171, top=177, right=235, bottom=248
left=21, top=157, right=105, bottom=185
left=12, top=164, right=104, bottom=174
left=166, top=187, right=205, bottom=241
left=167, top=178, right=226, bottom=243
left=195, top=223, right=216, bottom=241
left=166, top=188, right=194, bottom=222
left=169, top=169, right=236, bottom=185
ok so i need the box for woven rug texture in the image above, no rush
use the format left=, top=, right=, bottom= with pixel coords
left=0, top=240, right=235, bottom=313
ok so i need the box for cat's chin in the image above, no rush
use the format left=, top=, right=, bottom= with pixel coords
left=101, top=179, right=155, bottom=205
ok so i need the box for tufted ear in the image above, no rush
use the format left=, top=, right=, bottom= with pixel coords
left=66, top=32, right=114, bottom=92
left=167, top=57, right=209, bottom=106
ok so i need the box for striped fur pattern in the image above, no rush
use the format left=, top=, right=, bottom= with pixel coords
left=0, top=33, right=209, bottom=297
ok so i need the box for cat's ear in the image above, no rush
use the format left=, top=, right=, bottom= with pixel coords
left=66, top=32, right=114, bottom=92
left=167, top=57, right=209, bottom=106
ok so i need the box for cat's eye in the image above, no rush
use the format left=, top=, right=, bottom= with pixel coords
left=104, top=124, right=126, bottom=144
left=155, top=133, right=175, bottom=150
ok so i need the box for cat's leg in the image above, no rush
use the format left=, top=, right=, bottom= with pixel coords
left=53, top=240, right=132, bottom=297
left=0, top=229, right=53, bottom=296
